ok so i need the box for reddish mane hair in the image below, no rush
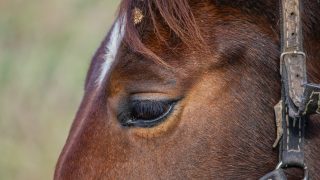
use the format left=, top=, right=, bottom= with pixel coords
left=119, top=0, right=206, bottom=64
left=118, top=0, right=320, bottom=64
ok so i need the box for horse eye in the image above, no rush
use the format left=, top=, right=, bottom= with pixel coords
left=119, top=100, right=176, bottom=128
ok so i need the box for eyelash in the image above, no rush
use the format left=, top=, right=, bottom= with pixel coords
left=118, top=100, right=176, bottom=128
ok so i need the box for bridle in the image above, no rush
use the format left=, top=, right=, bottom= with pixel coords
left=260, top=0, right=320, bottom=179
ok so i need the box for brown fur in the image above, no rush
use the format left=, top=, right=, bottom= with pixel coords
left=55, top=0, right=320, bottom=179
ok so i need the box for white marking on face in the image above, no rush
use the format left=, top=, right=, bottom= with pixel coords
left=55, top=17, right=126, bottom=176
left=97, top=16, right=126, bottom=85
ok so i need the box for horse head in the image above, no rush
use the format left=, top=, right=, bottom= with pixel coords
left=55, top=0, right=320, bottom=179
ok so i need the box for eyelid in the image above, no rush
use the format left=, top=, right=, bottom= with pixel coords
left=129, top=93, right=182, bottom=102
left=125, top=101, right=176, bottom=127
left=118, top=99, right=178, bottom=128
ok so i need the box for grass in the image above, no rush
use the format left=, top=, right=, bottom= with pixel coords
left=0, top=0, right=119, bottom=179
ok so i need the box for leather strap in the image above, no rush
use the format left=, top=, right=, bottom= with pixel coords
left=280, top=0, right=307, bottom=116
left=280, top=0, right=306, bottom=168
left=261, top=0, right=309, bottom=179
left=280, top=112, right=306, bottom=167
left=261, top=0, right=320, bottom=179
left=280, top=62, right=306, bottom=169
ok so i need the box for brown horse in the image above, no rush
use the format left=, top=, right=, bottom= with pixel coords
left=55, top=0, right=320, bottom=179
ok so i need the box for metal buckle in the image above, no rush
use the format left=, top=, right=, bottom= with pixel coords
left=280, top=50, right=306, bottom=75
left=276, top=161, right=309, bottom=180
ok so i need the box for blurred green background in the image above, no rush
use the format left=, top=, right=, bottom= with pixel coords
left=0, top=0, right=119, bottom=179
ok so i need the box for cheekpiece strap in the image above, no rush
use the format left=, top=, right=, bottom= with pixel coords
left=280, top=0, right=306, bottom=116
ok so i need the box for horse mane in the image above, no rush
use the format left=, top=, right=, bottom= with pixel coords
left=118, top=0, right=320, bottom=64
left=119, top=0, right=206, bottom=64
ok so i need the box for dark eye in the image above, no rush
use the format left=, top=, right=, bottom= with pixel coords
left=118, top=99, right=177, bottom=128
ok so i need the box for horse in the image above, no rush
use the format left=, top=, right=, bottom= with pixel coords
left=54, top=0, right=320, bottom=179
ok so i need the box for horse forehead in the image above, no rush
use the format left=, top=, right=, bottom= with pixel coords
left=96, top=3, right=274, bottom=89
